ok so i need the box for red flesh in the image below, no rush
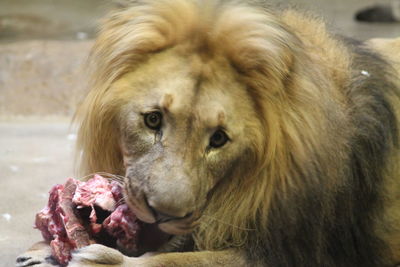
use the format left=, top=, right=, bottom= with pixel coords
left=35, top=175, right=140, bottom=265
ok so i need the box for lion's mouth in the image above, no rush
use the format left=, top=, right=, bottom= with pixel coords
left=123, top=182, right=199, bottom=237
left=123, top=186, right=199, bottom=253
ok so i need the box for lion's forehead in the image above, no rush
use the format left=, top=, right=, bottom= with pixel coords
left=117, top=49, right=256, bottom=134
left=159, top=86, right=252, bottom=137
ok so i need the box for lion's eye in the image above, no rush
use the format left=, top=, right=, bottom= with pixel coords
left=209, top=130, right=229, bottom=148
left=144, top=112, right=162, bottom=130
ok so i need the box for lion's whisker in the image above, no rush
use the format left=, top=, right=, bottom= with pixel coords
left=78, top=173, right=97, bottom=181
left=116, top=198, right=125, bottom=206
left=96, top=172, right=125, bottom=182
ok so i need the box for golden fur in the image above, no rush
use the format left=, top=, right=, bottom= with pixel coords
left=17, top=1, right=400, bottom=266
left=75, top=0, right=400, bottom=266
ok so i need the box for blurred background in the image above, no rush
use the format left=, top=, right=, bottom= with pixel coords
left=0, top=0, right=399, bottom=266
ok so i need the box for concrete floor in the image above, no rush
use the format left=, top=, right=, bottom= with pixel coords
left=0, top=120, right=76, bottom=266
left=0, top=0, right=399, bottom=266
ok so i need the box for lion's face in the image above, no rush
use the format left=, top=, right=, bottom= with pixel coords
left=114, top=48, right=261, bottom=235
left=78, top=0, right=299, bottom=239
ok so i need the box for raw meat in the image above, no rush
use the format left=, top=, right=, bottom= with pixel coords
left=35, top=175, right=140, bottom=266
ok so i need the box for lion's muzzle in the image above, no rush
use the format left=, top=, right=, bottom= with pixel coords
left=123, top=174, right=200, bottom=235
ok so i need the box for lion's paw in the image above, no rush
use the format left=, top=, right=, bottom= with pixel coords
left=16, top=242, right=58, bottom=267
left=69, top=244, right=125, bottom=267
left=69, top=244, right=149, bottom=267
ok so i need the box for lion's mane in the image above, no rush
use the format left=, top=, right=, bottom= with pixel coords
left=76, top=1, right=400, bottom=266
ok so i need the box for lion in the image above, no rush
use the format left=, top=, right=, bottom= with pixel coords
left=17, top=0, right=400, bottom=266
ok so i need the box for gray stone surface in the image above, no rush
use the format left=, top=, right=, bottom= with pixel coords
left=0, top=120, right=75, bottom=266
left=0, top=0, right=110, bottom=42
left=0, top=40, right=93, bottom=116
left=272, top=0, right=399, bottom=40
